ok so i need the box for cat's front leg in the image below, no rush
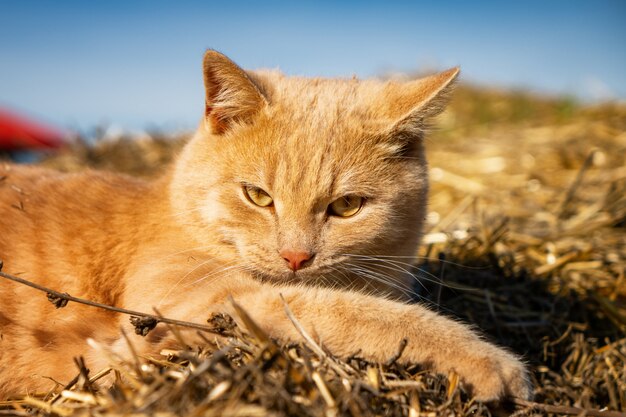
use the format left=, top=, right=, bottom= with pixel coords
left=226, top=284, right=532, bottom=402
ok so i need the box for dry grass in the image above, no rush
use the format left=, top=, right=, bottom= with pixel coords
left=2, top=85, right=625, bottom=416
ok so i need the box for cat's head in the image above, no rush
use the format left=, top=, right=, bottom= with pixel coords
left=171, top=50, right=458, bottom=297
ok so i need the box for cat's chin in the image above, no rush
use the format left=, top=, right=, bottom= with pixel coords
left=247, top=268, right=321, bottom=287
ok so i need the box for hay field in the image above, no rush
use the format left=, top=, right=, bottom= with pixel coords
left=2, top=85, right=625, bottom=416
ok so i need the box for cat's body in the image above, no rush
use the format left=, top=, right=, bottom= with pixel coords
left=0, top=51, right=531, bottom=401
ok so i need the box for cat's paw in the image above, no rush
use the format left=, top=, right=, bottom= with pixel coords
left=460, top=348, right=532, bottom=402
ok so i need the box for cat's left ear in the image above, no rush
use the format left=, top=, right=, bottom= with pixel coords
left=382, top=67, right=460, bottom=134
left=202, top=50, right=268, bottom=134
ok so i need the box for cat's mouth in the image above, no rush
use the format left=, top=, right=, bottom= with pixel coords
left=244, top=249, right=353, bottom=287
left=245, top=258, right=333, bottom=285
left=249, top=268, right=308, bottom=285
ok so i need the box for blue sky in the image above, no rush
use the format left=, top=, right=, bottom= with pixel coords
left=0, top=0, right=624, bottom=132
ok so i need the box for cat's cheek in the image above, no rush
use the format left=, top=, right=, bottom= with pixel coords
left=199, top=189, right=228, bottom=224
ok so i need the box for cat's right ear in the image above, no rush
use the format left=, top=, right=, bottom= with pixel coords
left=202, top=50, right=267, bottom=135
left=381, top=67, right=460, bottom=134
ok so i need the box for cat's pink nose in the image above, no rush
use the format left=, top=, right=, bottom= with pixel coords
left=280, top=250, right=314, bottom=271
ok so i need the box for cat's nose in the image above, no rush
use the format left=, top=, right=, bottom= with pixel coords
left=280, top=250, right=314, bottom=271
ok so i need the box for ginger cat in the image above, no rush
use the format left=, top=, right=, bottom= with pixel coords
left=0, top=50, right=531, bottom=401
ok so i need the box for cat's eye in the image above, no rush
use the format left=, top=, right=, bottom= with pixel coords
left=328, top=195, right=364, bottom=218
left=243, top=185, right=274, bottom=207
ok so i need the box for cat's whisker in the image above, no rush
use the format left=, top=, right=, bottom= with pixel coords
left=345, top=254, right=417, bottom=274
left=385, top=156, right=426, bottom=161
left=343, top=253, right=475, bottom=292
left=323, top=265, right=362, bottom=292
left=142, top=245, right=216, bottom=267
left=323, top=263, right=353, bottom=284
left=345, top=271, right=379, bottom=295
left=169, top=206, right=207, bottom=218
left=158, top=259, right=241, bottom=306
left=341, top=262, right=419, bottom=301
left=353, top=261, right=427, bottom=294
left=359, top=259, right=443, bottom=293
left=342, top=254, right=427, bottom=292
left=183, top=262, right=245, bottom=288
left=315, top=274, right=335, bottom=290
left=351, top=267, right=415, bottom=294
left=346, top=262, right=461, bottom=313
left=123, top=244, right=220, bottom=282
left=367, top=254, right=489, bottom=270
left=161, top=263, right=253, bottom=306
left=344, top=260, right=415, bottom=291
left=157, top=259, right=218, bottom=306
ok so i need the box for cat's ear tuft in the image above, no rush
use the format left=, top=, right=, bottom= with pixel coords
left=202, top=50, right=267, bottom=134
left=383, top=67, right=460, bottom=134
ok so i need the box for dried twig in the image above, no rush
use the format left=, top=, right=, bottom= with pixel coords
left=280, top=294, right=351, bottom=380
left=0, top=269, right=221, bottom=335
left=384, top=338, right=408, bottom=367
left=558, top=149, right=596, bottom=219
left=514, top=398, right=626, bottom=417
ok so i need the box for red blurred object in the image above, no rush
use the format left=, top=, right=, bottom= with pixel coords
left=0, top=107, right=67, bottom=150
